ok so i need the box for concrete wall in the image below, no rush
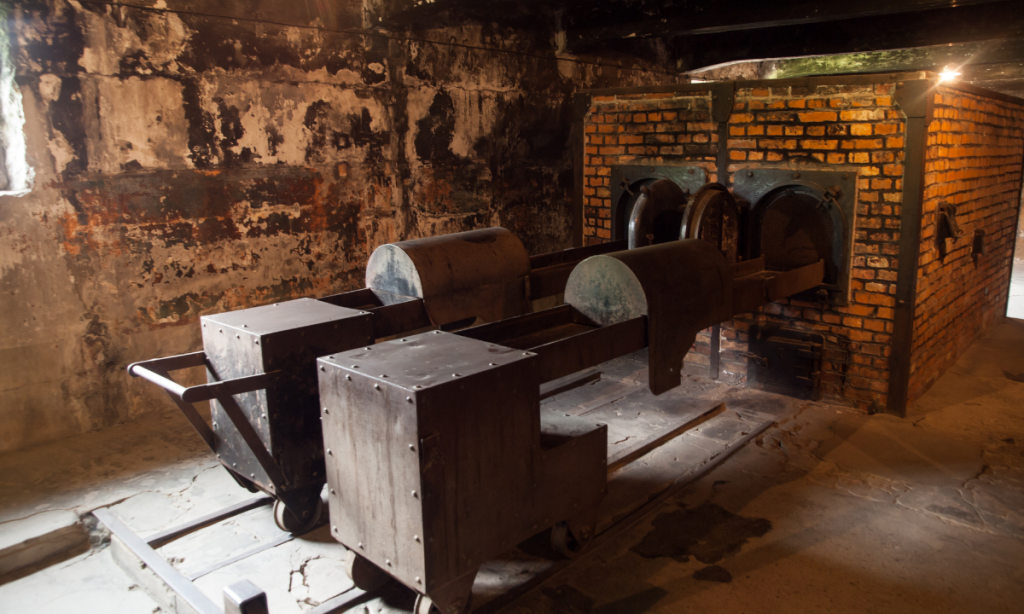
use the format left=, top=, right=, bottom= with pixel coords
left=0, top=0, right=680, bottom=452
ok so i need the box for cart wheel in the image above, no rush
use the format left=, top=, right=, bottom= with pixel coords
left=414, top=593, right=472, bottom=614
left=344, top=550, right=390, bottom=592
left=551, top=521, right=591, bottom=559
left=273, top=496, right=322, bottom=534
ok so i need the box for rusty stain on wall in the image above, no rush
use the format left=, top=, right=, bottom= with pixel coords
left=0, top=0, right=680, bottom=452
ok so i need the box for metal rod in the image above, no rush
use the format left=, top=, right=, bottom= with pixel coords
left=147, top=496, right=274, bottom=549
left=157, top=373, right=217, bottom=451
left=188, top=533, right=294, bottom=581
left=538, top=369, right=601, bottom=401
left=94, top=508, right=223, bottom=614
left=217, top=394, right=289, bottom=489
left=709, top=324, right=721, bottom=380
left=128, top=351, right=207, bottom=375
left=606, top=403, right=725, bottom=473
left=305, top=588, right=372, bottom=614
left=183, top=372, right=279, bottom=403
left=131, top=365, right=189, bottom=398
left=473, top=414, right=773, bottom=614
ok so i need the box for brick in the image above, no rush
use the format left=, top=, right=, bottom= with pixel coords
left=801, top=139, right=839, bottom=150
left=850, top=123, right=873, bottom=136
left=799, top=111, right=838, bottom=122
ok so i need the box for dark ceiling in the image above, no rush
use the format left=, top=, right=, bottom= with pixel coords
left=372, top=0, right=1024, bottom=98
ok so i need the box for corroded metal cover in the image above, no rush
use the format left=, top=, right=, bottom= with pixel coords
left=565, top=240, right=732, bottom=395
left=365, top=227, right=531, bottom=326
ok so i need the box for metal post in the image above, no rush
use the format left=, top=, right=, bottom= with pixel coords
left=224, top=580, right=269, bottom=614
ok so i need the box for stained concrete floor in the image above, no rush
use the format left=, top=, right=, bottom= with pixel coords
left=1, top=319, right=1023, bottom=613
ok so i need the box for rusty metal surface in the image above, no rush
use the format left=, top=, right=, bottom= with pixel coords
left=608, top=165, right=708, bottom=240
left=733, top=169, right=857, bottom=305
left=200, top=298, right=374, bottom=506
left=531, top=318, right=646, bottom=384
left=365, top=227, right=531, bottom=326
left=680, top=182, right=740, bottom=264
left=747, top=325, right=825, bottom=400
left=319, top=331, right=606, bottom=607
left=732, top=260, right=825, bottom=315
left=565, top=240, right=732, bottom=394
left=627, top=179, right=688, bottom=249
left=529, top=239, right=628, bottom=269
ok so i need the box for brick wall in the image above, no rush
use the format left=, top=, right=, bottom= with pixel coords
left=909, top=87, right=1024, bottom=400
left=582, top=79, right=909, bottom=411
left=723, top=83, right=906, bottom=410
left=583, top=90, right=717, bottom=243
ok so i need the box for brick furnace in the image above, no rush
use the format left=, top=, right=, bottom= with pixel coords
left=573, top=72, right=1024, bottom=413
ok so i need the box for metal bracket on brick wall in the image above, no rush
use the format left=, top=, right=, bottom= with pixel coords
left=710, top=83, right=736, bottom=123
left=609, top=165, right=708, bottom=240
left=733, top=169, right=858, bottom=306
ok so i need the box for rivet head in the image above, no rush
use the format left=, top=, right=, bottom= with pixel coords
left=358, top=542, right=363, bottom=549
left=489, top=362, right=497, bottom=366
left=365, top=347, right=372, bottom=350
left=327, top=449, right=332, bottom=455
left=380, top=374, right=387, bottom=378
left=406, top=396, right=413, bottom=403
left=345, top=374, right=351, bottom=380
left=411, top=490, right=417, bottom=497
left=351, top=365, right=359, bottom=369
left=401, top=338, right=407, bottom=342
left=452, top=373, right=460, bottom=377
left=385, top=559, right=391, bottom=566
left=242, top=324, right=247, bottom=328
left=414, top=535, right=420, bottom=542
left=218, top=329, right=223, bottom=333
left=414, top=385, right=422, bottom=389
left=330, top=488, right=336, bottom=494
left=747, top=171, right=754, bottom=177
left=415, top=577, right=421, bottom=584
left=250, top=473, right=255, bottom=478
left=320, top=366, right=325, bottom=371
left=409, top=444, right=415, bottom=451
left=333, top=525, right=337, bottom=532
left=374, top=384, right=380, bottom=390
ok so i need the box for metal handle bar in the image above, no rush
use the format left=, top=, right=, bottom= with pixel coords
left=128, top=352, right=278, bottom=403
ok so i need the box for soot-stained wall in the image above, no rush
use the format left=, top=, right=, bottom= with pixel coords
left=0, top=0, right=680, bottom=452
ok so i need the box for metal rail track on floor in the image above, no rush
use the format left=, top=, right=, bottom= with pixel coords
left=93, top=391, right=772, bottom=614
